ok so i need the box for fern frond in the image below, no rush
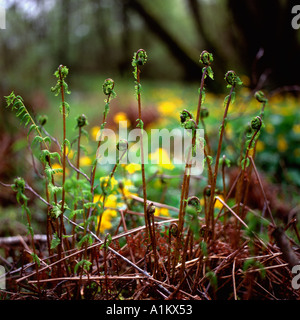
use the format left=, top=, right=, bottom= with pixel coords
left=4, top=91, right=49, bottom=150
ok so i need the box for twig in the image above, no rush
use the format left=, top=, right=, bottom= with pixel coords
left=28, top=275, right=147, bottom=283
left=254, top=280, right=278, bottom=300
left=0, top=234, right=47, bottom=246
left=215, top=196, right=248, bottom=229
left=241, top=263, right=289, bottom=274
left=249, top=156, right=276, bottom=226
left=232, top=258, right=237, bottom=300
left=129, top=194, right=179, bottom=212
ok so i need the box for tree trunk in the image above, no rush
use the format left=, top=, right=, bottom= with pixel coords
left=128, top=0, right=202, bottom=80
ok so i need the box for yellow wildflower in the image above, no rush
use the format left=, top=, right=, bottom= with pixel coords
left=149, top=148, right=174, bottom=170
left=94, top=194, right=117, bottom=208
left=52, top=163, right=63, bottom=175
left=293, top=124, right=300, bottom=134
left=157, top=99, right=183, bottom=117
left=66, top=146, right=74, bottom=159
left=113, top=112, right=131, bottom=127
left=94, top=194, right=118, bottom=232
left=52, top=163, right=69, bottom=176
left=80, top=156, right=92, bottom=167
left=277, top=135, right=288, bottom=152
left=106, top=194, right=117, bottom=208
left=98, top=209, right=117, bottom=233
left=100, top=176, right=118, bottom=190
left=199, top=196, right=224, bottom=210
left=93, top=194, right=101, bottom=203
left=119, top=179, right=138, bottom=198
left=214, top=196, right=224, bottom=210
left=155, top=207, right=170, bottom=217
left=255, top=140, right=265, bottom=152
left=91, top=126, right=101, bottom=141
left=124, top=163, right=141, bottom=174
